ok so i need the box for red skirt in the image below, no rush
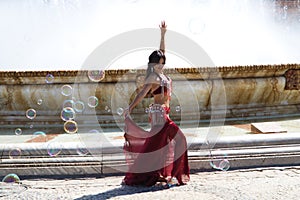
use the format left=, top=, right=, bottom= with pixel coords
left=123, top=105, right=190, bottom=186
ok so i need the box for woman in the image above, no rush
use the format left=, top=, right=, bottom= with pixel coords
left=123, top=21, right=190, bottom=187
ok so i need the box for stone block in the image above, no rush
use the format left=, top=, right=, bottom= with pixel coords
left=251, top=122, right=287, bottom=134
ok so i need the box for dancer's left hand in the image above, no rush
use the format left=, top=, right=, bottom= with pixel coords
left=123, top=108, right=130, bottom=118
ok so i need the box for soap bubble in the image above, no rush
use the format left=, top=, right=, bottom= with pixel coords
left=33, top=131, right=46, bottom=137
left=175, top=105, right=181, bottom=112
left=129, top=69, right=137, bottom=73
left=14, top=128, right=22, bottom=135
left=45, top=74, right=54, bottom=83
left=145, top=108, right=149, bottom=113
left=0, top=174, right=26, bottom=198
left=210, top=158, right=230, bottom=171
left=61, top=85, right=73, bottom=96
left=76, top=143, right=89, bottom=155
left=2, top=174, right=20, bottom=183
left=37, top=99, right=43, bottom=105
left=209, top=149, right=230, bottom=171
left=219, top=159, right=230, bottom=171
left=32, top=131, right=47, bottom=143
left=60, top=107, right=76, bottom=121
left=88, top=129, right=100, bottom=134
left=62, top=99, right=75, bottom=108
left=105, top=106, right=111, bottom=112
left=87, top=96, right=99, bottom=108
left=9, top=148, right=22, bottom=159
left=25, top=109, right=36, bottom=120
left=47, top=142, right=62, bottom=157
left=87, top=70, right=105, bottom=82
left=116, top=107, right=124, bottom=116
left=64, top=120, right=78, bottom=134
left=74, top=101, right=85, bottom=113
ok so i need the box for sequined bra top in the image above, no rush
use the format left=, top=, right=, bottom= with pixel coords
left=151, top=73, right=172, bottom=96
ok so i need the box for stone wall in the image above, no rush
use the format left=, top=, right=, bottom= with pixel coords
left=0, top=64, right=299, bottom=134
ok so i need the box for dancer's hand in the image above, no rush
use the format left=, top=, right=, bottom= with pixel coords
left=160, top=21, right=167, bottom=35
left=123, top=108, right=130, bottom=119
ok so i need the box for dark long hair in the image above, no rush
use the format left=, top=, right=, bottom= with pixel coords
left=145, top=50, right=166, bottom=79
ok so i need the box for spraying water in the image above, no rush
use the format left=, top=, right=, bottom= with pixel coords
left=0, top=0, right=299, bottom=71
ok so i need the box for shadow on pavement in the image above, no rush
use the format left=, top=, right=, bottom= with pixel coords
left=74, top=184, right=168, bottom=200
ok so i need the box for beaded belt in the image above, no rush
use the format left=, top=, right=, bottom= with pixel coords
left=149, top=104, right=168, bottom=127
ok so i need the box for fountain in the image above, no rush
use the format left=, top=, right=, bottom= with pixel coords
left=0, top=0, right=300, bottom=178
left=0, top=64, right=300, bottom=134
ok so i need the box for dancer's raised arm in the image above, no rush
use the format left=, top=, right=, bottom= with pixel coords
left=159, top=21, right=167, bottom=54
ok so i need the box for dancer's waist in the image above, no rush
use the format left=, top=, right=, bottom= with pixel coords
left=149, top=104, right=170, bottom=115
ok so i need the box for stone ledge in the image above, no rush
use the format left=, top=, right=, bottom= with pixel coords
left=2, top=145, right=300, bottom=178
left=0, top=64, right=299, bottom=84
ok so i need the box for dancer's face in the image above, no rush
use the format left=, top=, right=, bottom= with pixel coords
left=154, top=58, right=165, bottom=71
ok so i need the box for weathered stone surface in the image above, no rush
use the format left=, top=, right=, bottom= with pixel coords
left=0, top=64, right=299, bottom=132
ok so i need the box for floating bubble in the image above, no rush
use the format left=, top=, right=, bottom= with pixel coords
left=9, top=148, right=22, bottom=159
left=208, top=149, right=230, bottom=171
left=129, top=69, right=137, bottom=73
left=33, top=131, right=46, bottom=136
left=87, top=70, right=105, bottom=82
left=219, top=159, right=230, bottom=171
left=88, top=129, right=100, bottom=134
left=175, top=105, right=181, bottom=112
left=37, top=99, right=43, bottom=105
left=210, top=158, right=230, bottom=171
left=14, top=128, right=22, bottom=135
left=29, top=124, right=34, bottom=129
left=64, top=120, right=78, bottom=134
left=115, top=85, right=124, bottom=93
left=2, top=174, right=20, bottom=183
left=61, top=84, right=73, bottom=96
left=105, top=106, right=111, bottom=112
left=62, top=99, right=75, bottom=108
left=87, top=96, right=99, bottom=108
left=60, top=107, right=76, bottom=121
left=166, top=177, right=178, bottom=188
left=45, top=73, right=54, bottom=83
left=74, top=101, right=85, bottom=113
left=25, top=108, right=36, bottom=120
left=32, top=131, right=47, bottom=142
left=116, top=107, right=124, bottom=116
left=145, top=108, right=149, bottom=113
left=47, top=142, right=62, bottom=157
left=0, top=179, right=26, bottom=198
left=76, top=143, right=89, bottom=155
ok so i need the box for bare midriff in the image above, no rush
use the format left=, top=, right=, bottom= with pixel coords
left=153, top=94, right=170, bottom=108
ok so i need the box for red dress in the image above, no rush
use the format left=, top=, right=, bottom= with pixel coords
left=123, top=104, right=190, bottom=186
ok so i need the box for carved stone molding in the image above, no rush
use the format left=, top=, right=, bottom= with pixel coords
left=284, top=69, right=300, bottom=90
left=1, top=64, right=299, bottom=85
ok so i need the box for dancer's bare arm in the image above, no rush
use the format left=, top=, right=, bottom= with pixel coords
left=159, top=21, right=167, bottom=53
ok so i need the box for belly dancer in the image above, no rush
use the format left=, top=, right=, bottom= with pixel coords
left=123, top=21, right=190, bottom=187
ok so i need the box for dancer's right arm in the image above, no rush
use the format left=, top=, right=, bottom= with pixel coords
left=127, top=83, right=152, bottom=113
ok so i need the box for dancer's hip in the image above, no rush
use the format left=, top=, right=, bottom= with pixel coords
left=149, top=104, right=170, bottom=127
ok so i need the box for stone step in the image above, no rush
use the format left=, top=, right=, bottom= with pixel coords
left=1, top=145, right=300, bottom=178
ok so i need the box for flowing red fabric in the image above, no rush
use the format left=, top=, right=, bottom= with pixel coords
left=123, top=107, right=190, bottom=186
